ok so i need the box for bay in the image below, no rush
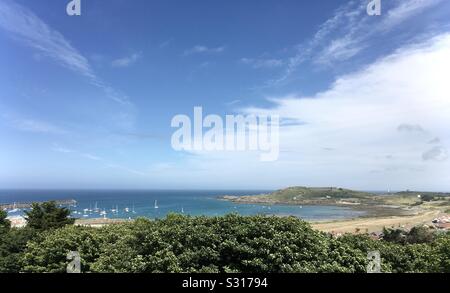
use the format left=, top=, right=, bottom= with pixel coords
left=0, top=189, right=365, bottom=221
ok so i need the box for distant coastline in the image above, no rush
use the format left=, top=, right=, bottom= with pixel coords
left=219, top=186, right=450, bottom=233
left=1, top=199, right=77, bottom=210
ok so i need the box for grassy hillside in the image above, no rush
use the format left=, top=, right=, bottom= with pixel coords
left=221, top=186, right=380, bottom=207
left=395, top=191, right=450, bottom=198
left=222, top=186, right=450, bottom=218
left=266, top=186, right=375, bottom=201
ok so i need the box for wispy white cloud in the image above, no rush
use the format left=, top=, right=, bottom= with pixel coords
left=52, top=144, right=149, bottom=176
left=0, top=0, right=132, bottom=106
left=381, top=0, right=443, bottom=31
left=240, top=58, right=284, bottom=69
left=81, top=153, right=102, bottom=161
left=0, top=0, right=94, bottom=79
left=105, top=163, right=149, bottom=177
left=274, top=0, right=444, bottom=84
left=183, top=45, right=225, bottom=56
left=225, top=99, right=241, bottom=106
left=52, top=145, right=104, bottom=161
left=314, top=36, right=365, bottom=65
left=315, top=0, right=442, bottom=66
left=159, top=39, right=173, bottom=49
left=111, top=53, right=142, bottom=68
left=6, top=116, right=68, bottom=135
left=51, top=144, right=75, bottom=153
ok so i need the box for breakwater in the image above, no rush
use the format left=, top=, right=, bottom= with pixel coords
left=0, top=199, right=77, bottom=210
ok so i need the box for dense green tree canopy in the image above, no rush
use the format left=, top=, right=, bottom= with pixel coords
left=0, top=201, right=74, bottom=272
left=24, top=201, right=74, bottom=231
left=0, top=210, right=10, bottom=234
left=19, top=214, right=450, bottom=273
left=1, top=203, right=449, bottom=273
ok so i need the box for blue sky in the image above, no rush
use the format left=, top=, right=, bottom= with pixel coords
left=1, top=0, right=450, bottom=190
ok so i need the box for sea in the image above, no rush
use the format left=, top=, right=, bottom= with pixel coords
left=0, top=190, right=365, bottom=221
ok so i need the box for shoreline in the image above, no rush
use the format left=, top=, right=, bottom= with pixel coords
left=311, top=209, right=442, bottom=234
left=1, top=199, right=77, bottom=210
left=73, top=207, right=445, bottom=234
left=219, top=194, right=450, bottom=233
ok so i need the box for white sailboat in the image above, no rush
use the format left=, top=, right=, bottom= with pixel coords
left=181, top=207, right=184, bottom=214
left=132, top=203, right=136, bottom=214
left=154, top=200, right=159, bottom=209
left=9, top=202, right=20, bottom=213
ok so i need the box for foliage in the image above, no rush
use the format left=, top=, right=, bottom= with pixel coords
left=0, top=210, right=10, bottom=235
left=382, top=227, right=406, bottom=244
left=22, top=225, right=114, bottom=273
left=421, top=194, right=435, bottom=202
left=1, top=205, right=450, bottom=273
left=24, top=201, right=75, bottom=231
left=382, top=226, right=435, bottom=245
left=18, top=214, right=450, bottom=273
left=406, top=226, right=435, bottom=244
left=0, top=201, right=74, bottom=272
left=433, top=234, right=450, bottom=272
left=0, top=227, right=36, bottom=273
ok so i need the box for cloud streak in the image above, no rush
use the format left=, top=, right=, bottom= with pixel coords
left=0, top=0, right=94, bottom=78
left=111, top=53, right=142, bottom=68
left=183, top=45, right=225, bottom=56
left=52, top=144, right=149, bottom=176
left=274, top=0, right=444, bottom=84
left=2, top=114, right=68, bottom=135
left=240, top=58, right=284, bottom=69
left=12, top=119, right=66, bottom=135
left=0, top=0, right=132, bottom=105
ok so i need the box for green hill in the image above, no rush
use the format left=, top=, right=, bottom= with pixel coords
left=266, top=186, right=375, bottom=201
left=222, top=186, right=450, bottom=213
left=221, top=186, right=378, bottom=206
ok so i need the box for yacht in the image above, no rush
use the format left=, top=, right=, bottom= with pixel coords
left=8, top=202, right=20, bottom=214
left=99, top=210, right=107, bottom=218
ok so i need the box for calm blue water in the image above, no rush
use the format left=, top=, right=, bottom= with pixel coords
left=0, top=190, right=365, bottom=221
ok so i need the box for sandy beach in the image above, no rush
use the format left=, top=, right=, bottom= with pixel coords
left=72, top=209, right=444, bottom=234
left=311, top=210, right=441, bottom=234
